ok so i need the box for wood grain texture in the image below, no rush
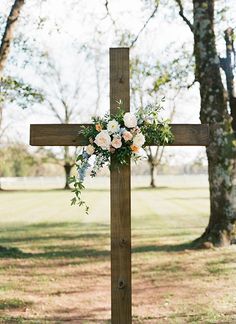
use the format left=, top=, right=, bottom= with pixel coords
left=30, top=124, right=209, bottom=146
left=110, top=48, right=132, bottom=324
left=30, top=124, right=90, bottom=146
left=29, top=47, right=210, bottom=324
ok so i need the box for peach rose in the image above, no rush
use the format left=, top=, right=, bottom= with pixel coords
left=95, top=124, right=102, bottom=132
left=122, top=130, right=133, bottom=142
left=130, top=144, right=140, bottom=153
left=111, top=137, right=122, bottom=149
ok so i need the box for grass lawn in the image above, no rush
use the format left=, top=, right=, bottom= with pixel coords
left=0, top=175, right=235, bottom=323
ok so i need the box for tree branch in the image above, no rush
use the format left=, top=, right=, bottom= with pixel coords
left=103, top=0, right=117, bottom=27
left=175, top=0, right=194, bottom=33
left=45, top=99, right=64, bottom=123
left=130, top=3, right=159, bottom=48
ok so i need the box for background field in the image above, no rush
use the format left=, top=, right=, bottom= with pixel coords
left=0, top=175, right=235, bottom=323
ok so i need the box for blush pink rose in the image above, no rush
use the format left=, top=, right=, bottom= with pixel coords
left=122, top=130, right=133, bottom=142
left=111, top=137, right=122, bottom=149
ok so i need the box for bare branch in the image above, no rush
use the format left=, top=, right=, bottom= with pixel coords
left=103, top=0, right=117, bottom=27
left=130, top=3, right=159, bottom=48
left=156, top=146, right=165, bottom=165
left=187, top=78, right=197, bottom=89
left=45, top=99, right=64, bottom=123
left=175, top=0, right=194, bottom=33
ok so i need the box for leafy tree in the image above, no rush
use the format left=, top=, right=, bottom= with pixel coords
left=0, top=0, right=25, bottom=132
left=0, top=144, right=36, bottom=177
left=131, top=47, right=192, bottom=187
left=0, top=0, right=43, bottom=140
left=122, top=0, right=236, bottom=246
left=29, top=50, right=97, bottom=189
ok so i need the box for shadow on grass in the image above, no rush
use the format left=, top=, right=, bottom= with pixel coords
left=132, top=241, right=197, bottom=253
left=0, top=222, right=109, bottom=252
left=0, top=298, right=33, bottom=310
left=0, top=245, right=110, bottom=259
left=166, top=197, right=208, bottom=200
left=0, top=220, right=200, bottom=260
left=0, top=221, right=109, bottom=234
left=0, top=241, right=197, bottom=260
left=0, top=315, right=110, bottom=323
left=0, top=246, right=31, bottom=258
left=132, top=186, right=207, bottom=191
left=0, top=186, right=208, bottom=193
left=0, top=232, right=107, bottom=244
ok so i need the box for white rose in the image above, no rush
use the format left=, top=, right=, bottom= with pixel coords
left=94, top=130, right=111, bottom=150
left=86, top=144, right=95, bottom=155
left=107, top=119, right=120, bottom=134
left=123, top=112, right=137, bottom=128
left=133, top=132, right=145, bottom=147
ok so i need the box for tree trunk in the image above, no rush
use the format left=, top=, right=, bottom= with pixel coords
left=0, top=0, right=25, bottom=134
left=220, top=27, right=236, bottom=237
left=150, top=163, right=156, bottom=188
left=193, top=0, right=236, bottom=247
left=0, top=0, right=25, bottom=74
left=222, top=28, right=236, bottom=132
left=64, top=163, right=73, bottom=190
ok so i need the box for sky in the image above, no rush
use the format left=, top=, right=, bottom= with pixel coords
left=1, top=0, right=236, bottom=164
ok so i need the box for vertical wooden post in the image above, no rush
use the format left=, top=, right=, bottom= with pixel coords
left=110, top=48, right=131, bottom=324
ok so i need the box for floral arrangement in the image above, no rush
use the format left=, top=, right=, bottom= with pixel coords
left=69, top=102, right=173, bottom=212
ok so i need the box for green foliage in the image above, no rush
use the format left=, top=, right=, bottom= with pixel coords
left=0, top=145, right=36, bottom=177
left=142, top=121, right=173, bottom=146
left=70, top=102, right=173, bottom=212
left=0, top=76, right=43, bottom=109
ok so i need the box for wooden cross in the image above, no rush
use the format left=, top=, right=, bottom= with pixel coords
left=30, top=48, right=209, bottom=323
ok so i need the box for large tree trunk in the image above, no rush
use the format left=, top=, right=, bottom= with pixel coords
left=193, top=0, right=236, bottom=246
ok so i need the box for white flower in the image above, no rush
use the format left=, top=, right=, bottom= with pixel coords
left=133, top=132, right=145, bottom=147
left=107, top=119, right=120, bottom=134
left=86, top=144, right=95, bottom=155
left=111, top=137, right=122, bottom=149
left=94, top=130, right=111, bottom=150
left=123, top=112, right=137, bottom=128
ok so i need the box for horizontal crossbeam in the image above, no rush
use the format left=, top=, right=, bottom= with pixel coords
left=30, top=124, right=209, bottom=146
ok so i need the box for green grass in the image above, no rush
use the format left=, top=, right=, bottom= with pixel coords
left=0, top=176, right=235, bottom=323
left=0, top=299, right=32, bottom=310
